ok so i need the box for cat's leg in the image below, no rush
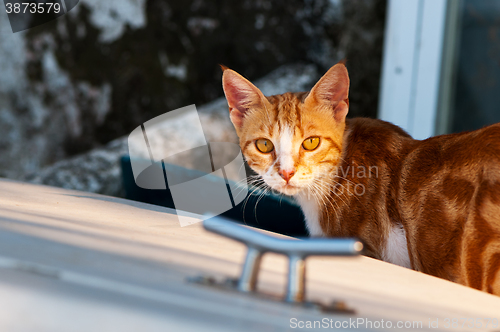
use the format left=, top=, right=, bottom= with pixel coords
left=484, top=246, right=500, bottom=295
left=462, top=233, right=500, bottom=295
left=460, top=183, right=500, bottom=295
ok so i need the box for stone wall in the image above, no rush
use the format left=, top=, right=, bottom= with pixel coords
left=23, top=63, right=319, bottom=196
left=0, top=0, right=387, bottom=192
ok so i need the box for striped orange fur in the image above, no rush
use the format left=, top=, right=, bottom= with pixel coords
left=222, top=62, right=500, bottom=295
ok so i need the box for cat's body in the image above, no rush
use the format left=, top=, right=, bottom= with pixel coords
left=309, top=117, right=500, bottom=293
left=222, top=63, right=500, bottom=295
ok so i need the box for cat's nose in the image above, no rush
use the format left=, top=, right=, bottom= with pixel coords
left=279, top=169, right=295, bottom=183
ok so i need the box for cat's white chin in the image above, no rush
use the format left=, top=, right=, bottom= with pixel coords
left=275, top=184, right=302, bottom=196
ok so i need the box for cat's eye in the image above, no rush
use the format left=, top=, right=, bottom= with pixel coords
left=302, top=137, right=320, bottom=150
left=255, top=138, right=274, bottom=153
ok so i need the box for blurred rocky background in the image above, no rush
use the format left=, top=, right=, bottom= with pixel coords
left=0, top=0, right=387, bottom=197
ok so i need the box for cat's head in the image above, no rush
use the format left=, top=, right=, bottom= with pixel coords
left=222, top=63, right=349, bottom=196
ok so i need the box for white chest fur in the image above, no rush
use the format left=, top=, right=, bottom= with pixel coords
left=295, top=194, right=325, bottom=237
left=382, top=224, right=412, bottom=268
left=296, top=193, right=411, bottom=268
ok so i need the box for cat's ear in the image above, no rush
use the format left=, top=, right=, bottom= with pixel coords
left=222, top=67, right=268, bottom=130
left=305, top=62, right=350, bottom=123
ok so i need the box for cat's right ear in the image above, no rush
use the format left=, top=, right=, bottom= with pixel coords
left=304, top=62, right=350, bottom=123
left=221, top=67, right=268, bottom=131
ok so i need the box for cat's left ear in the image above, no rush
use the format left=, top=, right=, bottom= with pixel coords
left=305, top=62, right=350, bottom=123
left=221, top=67, right=268, bottom=131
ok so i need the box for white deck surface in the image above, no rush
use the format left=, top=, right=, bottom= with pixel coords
left=0, top=179, right=498, bottom=331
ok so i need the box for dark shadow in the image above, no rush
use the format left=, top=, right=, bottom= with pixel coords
left=120, top=156, right=308, bottom=237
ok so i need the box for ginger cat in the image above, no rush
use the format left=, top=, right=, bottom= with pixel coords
left=221, top=62, right=500, bottom=295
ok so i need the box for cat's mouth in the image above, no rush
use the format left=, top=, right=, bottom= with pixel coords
left=276, top=183, right=302, bottom=196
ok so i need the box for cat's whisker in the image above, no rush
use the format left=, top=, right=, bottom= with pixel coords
left=233, top=178, right=254, bottom=188
left=332, top=175, right=363, bottom=202
left=238, top=174, right=264, bottom=186
left=312, top=179, right=342, bottom=224
left=333, top=174, right=358, bottom=186
left=327, top=176, right=361, bottom=205
left=254, top=186, right=271, bottom=224
left=279, top=192, right=286, bottom=206
left=232, top=179, right=263, bottom=195
left=237, top=160, right=248, bottom=174
left=307, top=181, right=337, bottom=230
left=241, top=181, right=269, bottom=224
left=337, top=178, right=362, bottom=203
left=242, top=178, right=264, bottom=187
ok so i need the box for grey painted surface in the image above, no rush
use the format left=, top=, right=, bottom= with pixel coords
left=0, top=179, right=499, bottom=331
